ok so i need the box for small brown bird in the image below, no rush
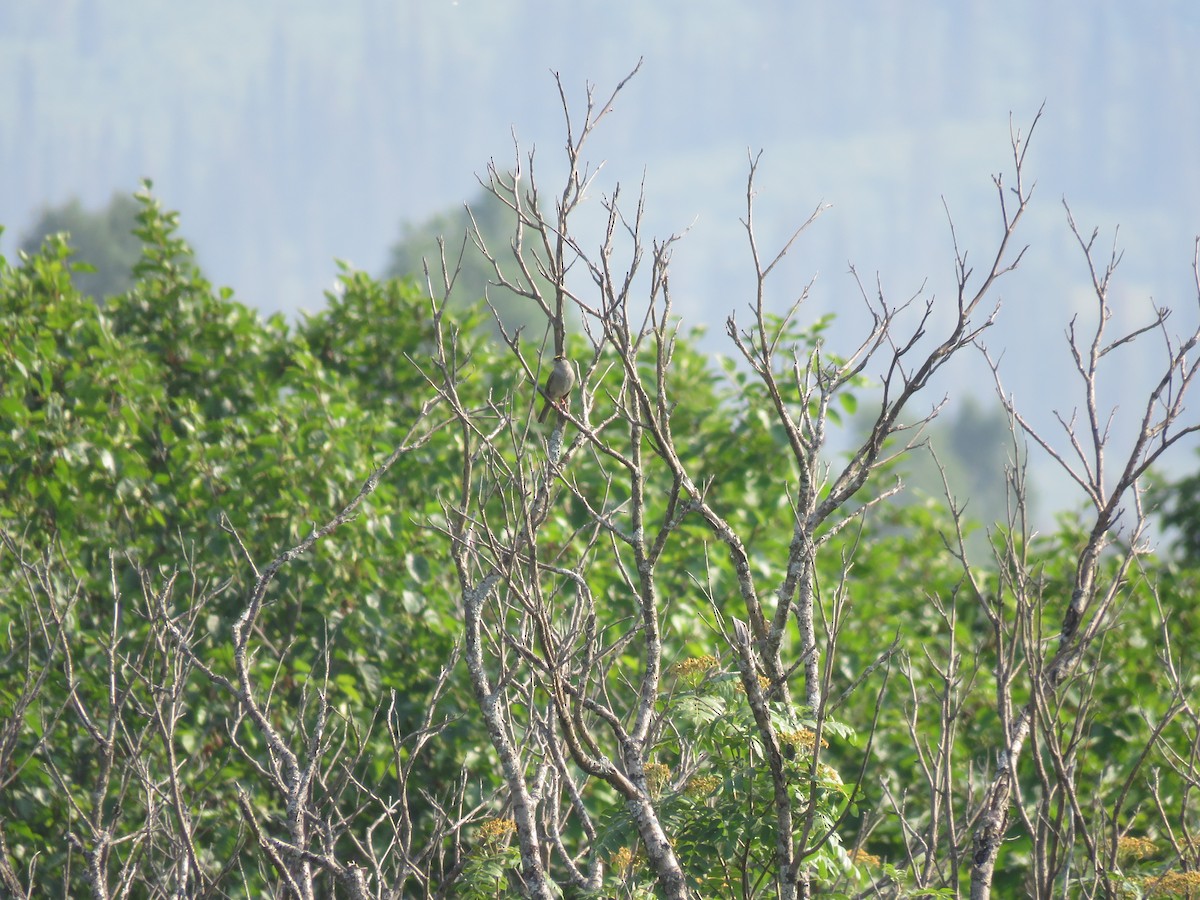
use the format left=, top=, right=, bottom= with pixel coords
left=537, top=354, right=575, bottom=422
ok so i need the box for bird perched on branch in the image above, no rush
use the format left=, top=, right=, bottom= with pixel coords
left=538, top=354, right=575, bottom=422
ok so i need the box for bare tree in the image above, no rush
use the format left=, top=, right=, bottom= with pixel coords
left=963, top=221, right=1200, bottom=897
left=415, top=62, right=1186, bottom=899
left=0, top=533, right=81, bottom=900
left=425, top=63, right=1200, bottom=898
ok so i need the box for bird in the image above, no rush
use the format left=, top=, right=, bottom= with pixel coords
left=537, top=354, right=575, bottom=422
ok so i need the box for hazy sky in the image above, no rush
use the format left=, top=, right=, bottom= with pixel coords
left=3, top=2, right=1198, bottom=497
left=4, top=3, right=1197, bottom=311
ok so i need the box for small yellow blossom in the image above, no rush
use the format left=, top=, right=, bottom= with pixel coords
left=815, top=763, right=843, bottom=786
left=609, top=846, right=636, bottom=876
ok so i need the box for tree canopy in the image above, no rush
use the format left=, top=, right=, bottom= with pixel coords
left=2, top=85, right=1200, bottom=899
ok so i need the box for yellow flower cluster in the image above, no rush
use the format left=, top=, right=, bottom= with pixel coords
left=734, top=674, right=772, bottom=694
left=672, top=655, right=719, bottom=680
left=779, top=728, right=828, bottom=754
left=1145, top=869, right=1200, bottom=897
left=644, top=762, right=671, bottom=795
left=1116, top=835, right=1158, bottom=862
left=850, top=848, right=882, bottom=868
left=684, top=774, right=721, bottom=797
left=477, top=817, right=516, bottom=848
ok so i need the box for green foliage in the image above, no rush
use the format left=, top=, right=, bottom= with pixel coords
left=2, top=186, right=1198, bottom=897
left=18, top=192, right=146, bottom=299
left=598, top=662, right=854, bottom=896
left=456, top=828, right=526, bottom=900
left=1148, top=451, right=1200, bottom=564
left=810, top=490, right=1200, bottom=894
left=0, top=186, right=484, bottom=894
